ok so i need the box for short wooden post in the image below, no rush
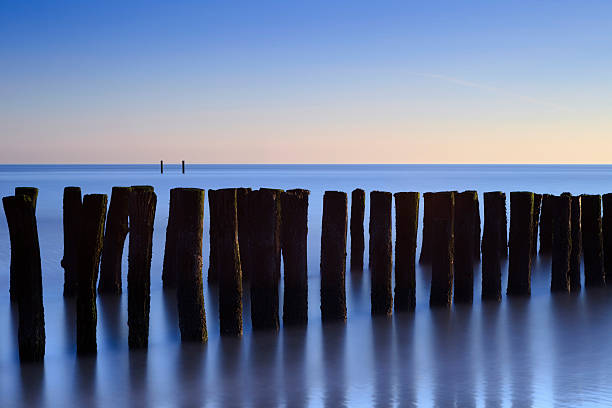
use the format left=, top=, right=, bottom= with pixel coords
left=393, top=192, right=419, bottom=312
left=207, top=189, right=219, bottom=284
left=320, top=191, right=348, bottom=322
left=551, top=194, right=571, bottom=292
left=9, top=187, right=39, bottom=302
left=77, top=194, right=107, bottom=355
left=281, top=189, right=310, bottom=325
left=581, top=194, right=605, bottom=287
left=369, top=191, right=393, bottom=315
left=569, top=195, right=582, bottom=292
left=507, top=192, right=534, bottom=296
left=237, top=188, right=252, bottom=280
left=539, top=194, right=553, bottom=255
left=127, top=186, right=157, bottom=349
left=62, top=187, right=82, bottom=297
left=531, top=193, right=542, bottom=258
left=481, top=192, right=506, bottom=301
left=602, top=193, right=612, bottom=279
left=430, top=218, right=453, bottom=307
left=99, top=187, right=131, bottom=294
left=454, top=191, right=477, bottom=303
left=419, top=192, right=434, bottom=263
left=3, top=195, right=45, bottom=361
left=174, top=188, right=208, bottom=342
left=162, top=188, right=180, bottom=289
left=249, top=188, right=282, bottom=330
left=470, top=190, right=481, bottom=261
left=350, top=189, right=365, bottom=271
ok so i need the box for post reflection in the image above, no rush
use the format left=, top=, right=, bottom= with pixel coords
left=98, top=294, right=122, bottom=349
left=63, top=298, right=76, bottom=354
left=506, top=297, right=533, bottom=408
left=281, top=326, right=308, bottom=408
left=480, top=302, right=502, bottom=408
left=18, top=363, right=45, bottom=408
left=248, top=331, right=281, bottom=407
left=322, top=323, right=347, bottom=407
left=217, top=336, right=244, bottom=406
left=372, top=317, right=393, bottom=407
left=128, top=351, right=149, bottom=408
left=177, top=343, right=207, bottom=407
left=74, top=357, right=97, bottom=406
left=394, top=313, right=416, bottom=407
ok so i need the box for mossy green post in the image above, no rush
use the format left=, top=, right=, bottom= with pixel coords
left=99, top=187, right=131, bottom=294
left=369, top=191, right=393, bottom=315
left=393, top=192, right=419, bottom=312
left=507, top=192, right=534, bottom=296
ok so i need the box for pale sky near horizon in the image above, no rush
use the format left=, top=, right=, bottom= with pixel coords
left=1, top=1, right=611, bottom=164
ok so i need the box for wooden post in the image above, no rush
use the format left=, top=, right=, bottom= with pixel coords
left=15, top=187, right=38, bottom=211
left=249, top=188, right=282, bottom=330
left=539, top=194, right=553, bottom=255
left=3, top=195, right=45, bottom=361
left=62, top=187, right=82, bottom=297
left=551, top=194, right=571, bottom=292
left=507, top=191, right=534, bottom=296
left=350, top=189, right=365, bottom=271
left=470, top=190, right=481, bottom=261
left=162, top=188, right=180, bottom=289
left=99, top=186, right=131, bottom=294
left=9, top=187, right=39, bottom=301
left=127, top=186, right=157, bottom=349
left=369, top=191, right=393, bottom=315
left=393, top=192, right=419, bottom=312
left=481, top=192, right=506, bottom=301
left=217, top=188, right=243, bottom=337
left=160, top=160, right=164, bottom=174
left=237, top=188, right=252, bottom=280
left=419, top=192, right=434, bottom=263
left=281, top=189, right=310, bottom=325
left=421, top=191, right=455, bottom=264
left=207, top=189, right=219, bottom=284
left=430, top=218, right=453, bottom=307
left=602, top=193, right=612, bottom=280
left=581, top=194, right=605, bottom=287
left=174, top=188, right=208, bottom=342
left=531, top=193, right=542, bottom=258
left=320, top=191, right=348, bottom=322
left=77, top=194, right=107, bottom=355
left=454, top=191, right=477, bottom=303
left=569, top=195, right=582, bottom=292
left=182, top=160, right=185, bottom=174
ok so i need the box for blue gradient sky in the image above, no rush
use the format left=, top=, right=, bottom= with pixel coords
left=1, top=1, right=611, bottom=163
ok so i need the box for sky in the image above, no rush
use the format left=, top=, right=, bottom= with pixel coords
left=1, top=0, right=611, bottom=164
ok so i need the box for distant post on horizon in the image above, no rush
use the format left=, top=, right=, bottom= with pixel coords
left=182, top=160, right=185, bottom=174
left=160, top=160, right=163, bottom=174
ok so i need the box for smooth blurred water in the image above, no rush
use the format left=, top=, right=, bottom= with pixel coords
left=2, top=164, right=612, bottom=407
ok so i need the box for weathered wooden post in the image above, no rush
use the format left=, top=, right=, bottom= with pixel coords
left=160, top=160, right=164, bottom=174
left=531, top=193, right=542, bottom=258
left=77, top=194, right=107, bottom=355
left=602, top=193, right=612, bottom=279
left=481, top=192, right=506, bottom=301
left=281, top=189, right=310, bottom=325
left=162, top=188, right=180, bottom=289
left=249, top=188, right=282, bottom=330
left=174, top=188, right=208, bottom=342
left=454, top=191, right=477, bottom=303
left=127, top=186, right=157, bottom=349
left=419, top=192, right=434, bottom=263
left=369, top=191, right=393, bottom=315
left=569, top=196, right=582, bottom=292
left=3, top=195, right=45, bottom=361
left=99, top=186, right=131, bottom=294
left=237, top=188, right=252, bottom=280
left=581, top=194, right=605, bottom=287
left=320, top=191, right=348, bottom=322
left=470, top=190, right=481, bottom=261
left=15, top=187, right=38, bottom=211
left=182, top=160, right=185, bottom=174
left=207, top=189, right=219, bottom=284
left=539, top=194, right=553, bottom=255
left=62, top=187, right=82, bottom=297
left=507, top=192, right=534, bottom=296
left=350, top=189, right=365, bottom=271
left=393, top=192, right=419, bottom=312
left=429, top=191, right=455, bottom=307
left=551, top=194, right=571, bottom=292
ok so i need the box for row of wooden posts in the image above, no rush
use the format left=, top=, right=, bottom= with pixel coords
left=4, top=186, right=612, bottom=362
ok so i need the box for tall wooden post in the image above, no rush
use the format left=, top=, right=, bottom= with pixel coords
left=551, top=194, right=571, bottom=292
left=162, top=188, right=180, bottom=289
left=62, top=187, right=82, bottom=297
left=419, top=192, right=434, bottom=263
left=320, top=191, right=348, bottom=322
left=531, top=193, right=542, bottom=258
left=127, top=186, right=157, bottom=349
left=507, top=192, right=534, bottom=296
left=470, top=190, right=481, bottom=261
left=454, top=191, right=477, bottom=303
left=602, top=193, right=612, bottom=280
left=350, top=189, right=365, bottom=271
left=207, top=189, right=219, bottom=284
left=393, top=192, right=419, bottom=312
left=581, top=194, right=605, bottom=287
left=429, top=191, right=455, bottom=307
left=369, top=191, right=393, bottom=315
left=569, top=196, right=582, bottom=292
left=539, top=194, right=553, bottom=255
left=237, top=188, right=252, bottom=280
left=481, top=192, right=506, bottom=301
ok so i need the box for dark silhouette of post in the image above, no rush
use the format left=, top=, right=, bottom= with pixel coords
left=581, top=194, right=605, bottom=287
left=429, top=191, right=455, bottom=307
left=77, top=194, right=107, bottom=355
left=182, top=160, right=185, bottom=174
left=127, top=186, right=157, bottom=349
left=320, top=191, right=348, bottom=322
left=3, top=195, right=45, bottom=362
left=419, top=192, right=434, bottom=263
left=454, top=191, right=477, bottom=303
left=531, top=193, right=542, bottom=258
left=507, top=192, right=534, bottom=296
left=539, top=194, right=553, bottom=255
left=217, top=188, right=243, bottom=337
left=369, top=191, right=393, bottom=315
left=237, top=188, right=252, bottom=280
left=174, top=188, right=208, bottom=342
left=62, top=187, right=82, bottom=297
left=281, top=189, right=310, bottom=325
left=350, top=189, right=365, bottom=271
left=481, top=192, right=506, bottom=301
left=15, top=187, right=38, bottom=211
left=207, top=189, right=219, bottom=284
left=602, top=193, right=612, bottom=280
left=471, top=190, right=481, bottom=261
left=421, top=191, right=456, bottom=265
left=249, top=188, right=282, bottom=330
left=569, top=196, right=582, bottom=292
left=393, top=192, right=419, bottom=312
left=160, top=160, right=163, bottom=174
left=551, top=194, right=571, bottom=292
left=99, top=186, right=131, bottom=294
left=162, top=188, right=180, bottom=289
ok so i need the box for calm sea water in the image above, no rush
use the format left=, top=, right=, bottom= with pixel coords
left=2, top=164, right=612, bottom=407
